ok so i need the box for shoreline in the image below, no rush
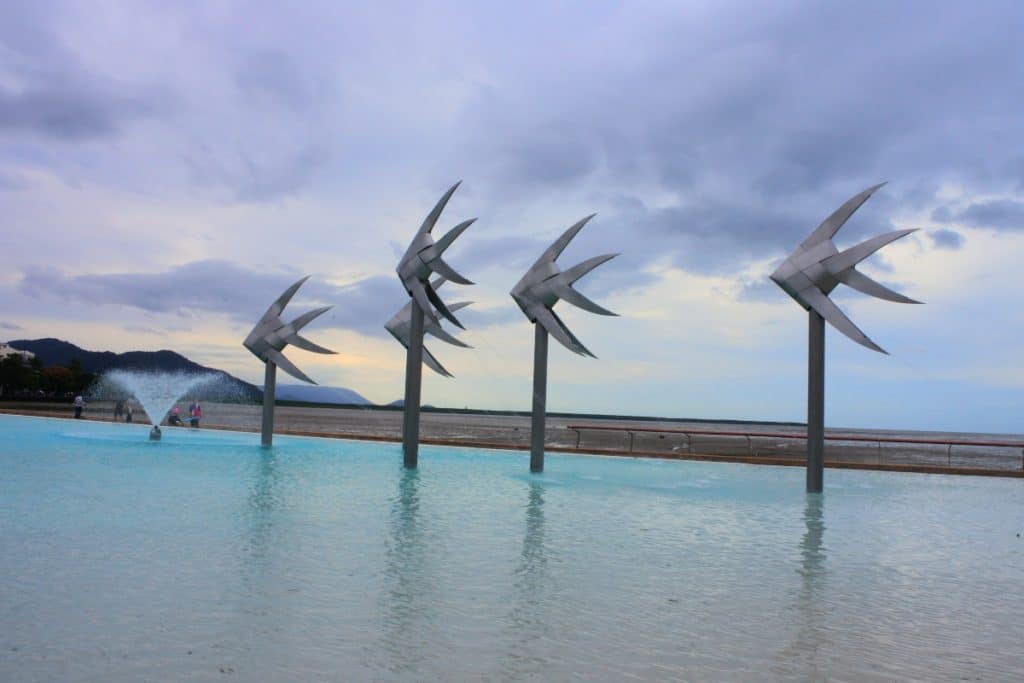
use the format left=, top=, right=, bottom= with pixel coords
left=3, top=403, right=1022, bottom=478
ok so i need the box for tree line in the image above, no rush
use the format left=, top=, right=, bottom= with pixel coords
left=0, top=355, right=95, bottom=400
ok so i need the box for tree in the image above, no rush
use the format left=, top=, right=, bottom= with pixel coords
left=42, top=366, right=74, bottom=394
left=0, top=355, right=29, bottom=395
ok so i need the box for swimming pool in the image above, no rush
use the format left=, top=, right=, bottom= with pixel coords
left=1, top=413, right=1021, bottom=681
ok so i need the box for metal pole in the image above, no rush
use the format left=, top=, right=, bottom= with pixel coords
left=530, top=323, right=549, bottom=473
left=807, top=310, right=825, bottom=493
left=402, top=299, right=425, bottom=468
left=261, top=361, right=277, bottom=448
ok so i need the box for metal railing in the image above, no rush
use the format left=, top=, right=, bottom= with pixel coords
left=566, top=424, right=1024, bottom=473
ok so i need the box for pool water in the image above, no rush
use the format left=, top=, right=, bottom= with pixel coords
left=1, top=413, right=1021, bottom=681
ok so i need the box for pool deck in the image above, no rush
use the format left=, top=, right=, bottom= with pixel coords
left=3, top=402, right=1023, bottom=477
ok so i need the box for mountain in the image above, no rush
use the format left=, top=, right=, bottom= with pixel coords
left=388, top=399, right=434, bottom=409
left=275, top=384, right=371, bottom=405
left=9, top=338, right=261, bottom=401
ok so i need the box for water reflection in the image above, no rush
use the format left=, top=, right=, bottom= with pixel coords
left=239, top=449, right=282, bottom=601
left=225, top=448, right=286, bottom=664
left=381, top=466, right=436, bottom=675
left=502, top=478, right=552, bottom=678
left=246, top=450, right=280, bottom=563
left=775, top=493, right=830, bottom=678
left=518, top=478, right=547, bottom=589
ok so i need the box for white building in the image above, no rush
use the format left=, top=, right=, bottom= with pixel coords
left=0, top=343, right=35, bottom=364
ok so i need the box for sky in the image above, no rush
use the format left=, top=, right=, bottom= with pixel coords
left=1, top=1, right=1023, bottom=434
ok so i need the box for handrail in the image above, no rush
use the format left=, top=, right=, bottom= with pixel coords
left=566, top=424, right=1024, bottom=448
left=566, top=424, right=1024, bottom=470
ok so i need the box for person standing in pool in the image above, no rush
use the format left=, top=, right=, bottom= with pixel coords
left=189, top=400, right=202, bottom=428
left=124, top=400, right=134, bottom=423
left=73, top=394, right=84, bottom=419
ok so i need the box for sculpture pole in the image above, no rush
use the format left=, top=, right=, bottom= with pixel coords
left=262, top=361, right=277, bottom=448
left=807, top=311, right=825, bottom=492
left=530, top=323, right=549, bottom=472
left=769, top=183, right=922, bottom=493
left=402, top=300, right=426, bottom=467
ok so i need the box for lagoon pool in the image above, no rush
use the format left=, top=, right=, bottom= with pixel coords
left=1, top=413, right=1021, bottom=681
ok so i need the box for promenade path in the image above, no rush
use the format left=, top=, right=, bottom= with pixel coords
left=4, top=401, right=1022, bottom=476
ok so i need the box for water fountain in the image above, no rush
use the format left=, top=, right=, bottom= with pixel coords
left=92, top=369, right=223, bottom=433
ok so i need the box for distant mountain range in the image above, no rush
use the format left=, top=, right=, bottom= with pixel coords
left=9, top=338, right=263, bottom=401
left=387, top=399, right=435, bottom=409
left=7, top=338, right=377, bottom=406
left=275, top=384, right=370, bottom=405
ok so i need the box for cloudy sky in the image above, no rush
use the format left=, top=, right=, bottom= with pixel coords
left=2, top=1, right=1022, bottom=433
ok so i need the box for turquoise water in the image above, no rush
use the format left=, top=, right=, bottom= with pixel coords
left=1, top=414, right=1021, bottom=681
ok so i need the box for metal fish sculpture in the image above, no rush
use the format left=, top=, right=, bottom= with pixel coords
left=512, top=213, right=618, bottom=473
left=386, top=277, right=472, bottom=378
left=396, top=181, right=476, bottom=329
left=395, top=182, right=476, bottom=467
left=243, top=275, right=336, bottom=384
left=511, top=213, right=618, bottom=356
left=770, top=183, right=922, bottom=353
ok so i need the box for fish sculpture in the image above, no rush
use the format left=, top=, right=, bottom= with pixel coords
left=243, top=275, right=336, bottom=383
left=386, top=277, right=472, bottom=377
left=770, top=183, right=922, bottom=353
left=511, top=214, right=618, bottom=356
left=396, top=181, right=476, bottom=328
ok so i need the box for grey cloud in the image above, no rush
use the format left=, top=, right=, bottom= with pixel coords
left=236, top=144, right=329, bottom=201
left=460, top=85, right=601, bottom=196
left=955, top=200, right=1024, bottom=231
left=930, top=229, right=964, bottom=250
left=456, top=235, right=548, bottom=273
left=182, top=142, right=329, bottom=202
left=0, top=321, right=24, bottom=331
left=3, top=1, right=1022, bottom=306
left=387, top=240, right=406, bottom=260
left=314, top=276, right=408, bottom=337
left=443, top=303, right=521, bottom=331
left=17, top=260, right=405, bottom=338
left=235, top=50, right=314, bottom=111
left=494, top=124, right=599, bottom=190
left=737, top=278, right=784, bottom=303
left=456, top=1, right=1022, bottom=275
left=0, top=84, right=162, bottom=142
left=0, top=168, right=28, bottom=191
left=600, top=195, right=808, bottom=276
left=122, top=325, right=161, bottom=336
left=0, top=5, right=169, bottom=143
left=1008, top=156, right=1024, bottom=190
